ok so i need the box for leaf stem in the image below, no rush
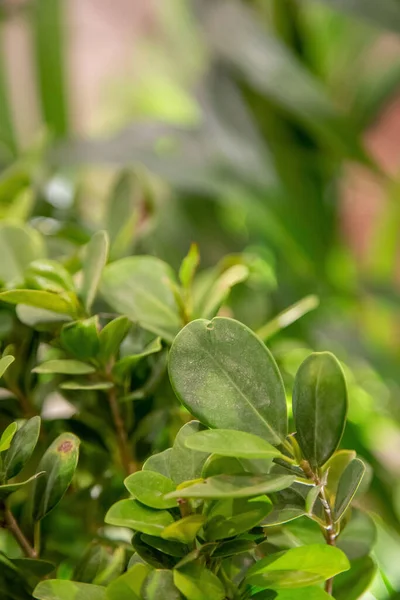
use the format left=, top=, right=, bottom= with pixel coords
left=106, top=381, right=136, bottom=475
left=2, top=502, right=37, bottom=558
left=34, top=520, right=41, bottom=557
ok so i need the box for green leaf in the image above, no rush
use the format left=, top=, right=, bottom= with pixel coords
left=143, top=449, right=172, bottom=479
left=98, top=316, right=131, bottom=363
left=334, top=459, right=366, bottom=522
left=332, top=556, right=377, bottom=600
left=0, top=223, right=45, bottom=284
left=292, top=352, right=348, bottom=468
left=124, top=471, right=177, bottom=509
left=314, top=0, right=400, bottom=34
left=60, top=317, right=100, bottom=360
left=106, top=563, right=150, bottom=600
left=212, top=539, right=256, bottom=558
left=33, top=580, right=106, bottom=600
left=204, top=496, right=273, bottom=541
left=16, top=305, right=72, bottom=329
left=245, top=544, right=350, bottom=590
left=161, top=515, right=206, bottom=544
left=132, top=533, right=177, bottom=569
left=0, top=422, right=17, bottom=452
left=33, top=360, right=95, bottom=375
left=142, top=570, right=182, bottom=600
left=0, top=290, right=77, bottom=316
left=11, top=558, right=55, bottom=579
left=106, top=170, right=141, bottom=260
left=179, top=243, right=200, bottom=290
left=4, top=416, right=41, bottom=479
left=255, top=589, right=332, bottom=600
left=0, top=355, right=15, bottom=378
left=80, top=230, right=109, bottom=313
left=141, top=535, right=187, bottom=557
left=168, top=318, right=287, bottom=444
left=170, top=421, right=208, bottom=485
left=174, top=564, right=225, bottom=600
left=256, top=295, right=319, bottom=341
left=25, top=259, right=75, bottom=293
left=112, top=337, right=162, bottom=380
left=0, top=472, right=44, bottom=500
left=105, top=499, right=175, bottom=536
left=32, top=433, right=80, bottom=521
left=337, top=510, right=377, bottom=560
left=0, top=552, right=33, bottom=600
left=185, top=429, right=282, bottom=459
left=322, top=450, right=356, bottom=499
left=201, top=455, right=246, bottom=478
left=166, top=474, right=294, bottom=499
left=106, top=565, right=147, bottom=600
left=199, top=265, right=249, bottom=319
left=101, top=256, right=182, bottom=342
left=73, top=545, right=110, bottom=584
left=59, top=381, right=113, bottom=390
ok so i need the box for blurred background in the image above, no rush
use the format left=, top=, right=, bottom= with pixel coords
left=2, top=0, right=400, bottom=596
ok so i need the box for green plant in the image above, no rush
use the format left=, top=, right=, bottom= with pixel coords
left=33, top=317, right=374, bottom=599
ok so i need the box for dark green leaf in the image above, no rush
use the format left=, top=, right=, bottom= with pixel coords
left=132, top=533, right=177, bottom=569
left=204, top=496, right=272, bottom=540
left=170, top=421, right=208, bottom=485
left=337, top=510, right=377, bottom=560
left=332, top=556, right=377, bottom=600
left=201, top=455, right=246, bottom=478
left=98, top=316, right=131, bottom=363
left=169, top=318, right=287, bottom=444
left=11, top=559, right=55, bottom=579
left=166, top=474, right=294, bottom=499
left=141, top=535, right=187, bottom=557
left=112, top=337, right=162, bottom=379
left=124, top=471, right=177, bottom=509
left=80, top=230, right=109, bottom=313
left=212, top=539, right=256, bottom=558
left=32, top=432, right=80, bottom=521
left=60, top=317, right=100, bottom=360
left=292, top=352, right=347, bottom=468
left=4, top=416, right=41, bottom=479
left=334, top=459, right=366, bottom=522
left=105, top=499, right=175, bottom=536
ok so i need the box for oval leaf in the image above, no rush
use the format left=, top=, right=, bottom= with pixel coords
left=0, top=355, right=15, bottom=379
left=142, top=569, right=182, bottom=600
left=334, top=459, right=366, bottom=522
left=0, top=422, right=18, bottom=452
left=185, top=429, right=282, bottom=459
left=33, top=580, right=106, bottom=600
left=204, top=496, right=273, bottom=541
left=169, top=317, right=287, bottom=444
left=170, top=421, right=208, bottom=485
left=173, top=564, right=225, bottom=600
left=4, top=416, right=41, bottom=480
left=105, top=499, right=175, bottom=537
left=60, top=317, right=100, bottom=360
left=124, top=471, right=177, bottom=509
left=32, top=433, right=80, bottom=521
left=0, top=290, right=77, bottom=316
left=33, top=360, right=95, bottom=375
left=161, top=515, right=206, bottom=544
left=292, top=352, right=347, bottom=468
left=80, top=230, right=109, bottom=313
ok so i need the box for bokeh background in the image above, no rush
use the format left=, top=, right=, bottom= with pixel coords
left=2, top=1, right=400, bottom=596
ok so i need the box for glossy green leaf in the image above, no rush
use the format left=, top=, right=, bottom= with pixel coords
left=105, top=499, right=174, bottom=536
left=132, top=533, right=177, bottom=569
left=292, top=352, right=347, bottom=468
left=204, top=496, right=272, bottom=540
left=185, top=429, right=282, bottom=459
left=0, top=223, right=45, bottom=284
left=0, top=355, right=15, bottom=379
left=25, top=259, right=74, bottom=293
left=166, top=473, right=294, bottom=499
left=125, top=471, right=177, bottom=509
left=141, top=535, right=187, bottom=557
left=33, top=360, right=95, bottom=375
left=169, top=317, right=287, bottom=444
left=11, top=558, right=55, bottom=579
left=334, top=459, right=366, bottom=522
left=4, top=416, right=41, bottom=479
left=0, top=422, right=17, bottom=452
left=106, top=563, right=150, bottom=600
left=73, top=545, right=110, bottom=584
left=170, top=421, right=208, bottom=485
left=179, top=243, right=200, bottom=290
left=0, top=472, right=44, bottom=500
left=32, top=432, right=80, bottom=521
left=322, top=450, right=356, bottom=499
left=33, top=580, right=106, bottom=600
left=142, top=569, right=182, bottom=600
left=161, top=515, right=206, bottom=544
left=173, top=563, right=225, bottom=600
left=60, top=317, right=100, bottom=360
left=201, top=455, right=246, bottom=478
left=0, top=290, right=77, bottom=316
left=332, top=556, right=377, bottom=600
left=80, top=230, right=109, bottom=313
left=101, top=256, right=182, bottom=342
left=98, top=316, right=131, bottom=363
left=245, top=544, right=350, bottom=589
left=212, top=539, right=256, bottom=558
left=0, top=552, right=33, bottom=600
left=143, top=448, right=172, bottom=479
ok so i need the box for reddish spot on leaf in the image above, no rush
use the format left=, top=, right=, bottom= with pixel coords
left=58, top=440, right=73, bottom=453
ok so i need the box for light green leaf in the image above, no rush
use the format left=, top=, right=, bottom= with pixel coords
left=212, top=539, right=256, bottom=558
left=33, top=360, right=95, bottom=375
left=174, top=564, right=225, bottom=600
left=60, top=317, right=100, bottom=360
left=292, top=352, right=348, bottom=468
left=112, top=337, right=162, bottom=379
left=204, top=496, right=272, bottom=541
left=168, top=318, right=287, bottom=444
left=161, top=515, right=206, bottom=544
left=142, top=570, right=182, bottom=600
left=0, top=355, right=15, bottom=378
left=201, top=455, right=246, bottom=478
left=185, top=429, right=282, bottom=459
left=0, top=422, right=17, bottom=452
left=106, top=563, right=151, bottom=600
left=11, top=558, right=55, bottom=579
left=0, top=290, right=77, bottom=316
left=59, top=381, right=113, bottom=390
left=0, top=472, right=44, bottom=500
left=105, top=499, right=175, bottom=536
left=98, top=316, right=131, bottom=363
left=25, top=259, right=75, bottom=293
left=170, top=421, right=208, bottom=485
left=124, top=471, right=177, bottom=509
left=101, top=256, right=182, bottom=342
left=143, top=448, right=172, bottom=479
left=245, top=544, right=350, bottom=589
left=200, top=264, right=249, bottom=319
left=80, top=230, right=109, bottom=313
left=16, top=305, right=72, bottom=328
left=0, top=223, right=45, bottom=284
left=4, top=416, right=41, bottom=479
left=179, top=243, right=200, bottom=290
left=256, top=295, right=319, bottom=341
left=334, top=459, right=366, bottom=522
left=33, top=580, right=106, bottom=600
left=322, top=450, right=356, bottom=500
left=258, top=588, right=332, bottom=600
left=166, top=473, right=294, bottom=499
left=32, top=433, right=80, bottom=521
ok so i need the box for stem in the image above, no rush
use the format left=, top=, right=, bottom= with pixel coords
left=10, top=385, right=37, bottom=418
left=106, top=384, right=135, bottom=475
left=2, top=503, right=37, bottom=558
left=34, top=520, right=41, bottom=557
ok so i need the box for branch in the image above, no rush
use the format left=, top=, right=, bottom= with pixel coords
left=2, top=503, right=37, bottom=558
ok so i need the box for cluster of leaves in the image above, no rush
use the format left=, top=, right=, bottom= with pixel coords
left=30, top=317, right=375, bottom=600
